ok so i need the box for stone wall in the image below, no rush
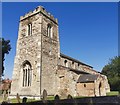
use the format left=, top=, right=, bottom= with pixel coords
left=56, top=65, right=79, bottom=98
left=77, top=82, right=95, bottom=96
left=11, top=12, right=42, bottom=97
left=40, top=13, right=59, bottom=95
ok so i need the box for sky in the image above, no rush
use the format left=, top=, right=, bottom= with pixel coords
left=1, top=0, right=120, bottom=2
left=2, top=2, right=118, bottom=79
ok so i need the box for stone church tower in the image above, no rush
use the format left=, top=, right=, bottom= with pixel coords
left=10, top=6, right=110, bottom=99
left=10, top=6, right=60, bottom=98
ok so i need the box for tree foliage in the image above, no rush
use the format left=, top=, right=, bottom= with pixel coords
left=101, top=56, right=120, bottom=92
left=0, top=38, right=11, bottom=76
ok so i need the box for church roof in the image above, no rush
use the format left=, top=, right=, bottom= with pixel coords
left=60, top=53, right=93, bottom=68
left=69, top=68, right=89, bottom=74
left=77, top=74, right=99, bottom=83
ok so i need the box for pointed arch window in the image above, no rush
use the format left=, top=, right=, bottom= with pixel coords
left=22, top=60, right=32, bottom=87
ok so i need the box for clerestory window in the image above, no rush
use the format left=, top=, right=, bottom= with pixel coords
left=72, top=61, right=75, bottom=69
left=64, top=60, right=68, bottom=67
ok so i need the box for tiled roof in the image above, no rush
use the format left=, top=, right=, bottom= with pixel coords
left=77, top=74, right=99, bottom=83
left=60, top=53, right=93, bottom=68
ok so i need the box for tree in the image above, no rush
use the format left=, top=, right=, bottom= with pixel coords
left=101, top=56, right=120, bottom=92
left=0, top=38, right=11, bottom=76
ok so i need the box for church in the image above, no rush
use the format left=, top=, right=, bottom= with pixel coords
left=10, top=6, right=110, bottom=99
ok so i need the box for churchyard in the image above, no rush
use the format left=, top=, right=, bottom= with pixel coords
left=0, top=95, right=120, bottom=105
left=0, top=91, right=119, bottom=104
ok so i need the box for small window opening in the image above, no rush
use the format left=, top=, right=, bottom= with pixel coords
left=72, top=61, right=75, bottom=69
left=28, top=23, right=32, bottom=36
left=78, top=63, right=80, bottom=69
left=84, top=84, right=86, bottom=87
left=64, top=60, right=68, bottom=67
left=47, top=24, right=52, bottom=38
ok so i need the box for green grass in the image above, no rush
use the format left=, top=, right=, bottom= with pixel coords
left=10, top=98, right=36, bottom=103
left=10, top=96, right=55, bottom=103
left=10, top=98, right=21, bottom=103
left=0, top=92, right=119, bottom=103
left=6, top=97, right=54, bottom=103
left=0, top=97, right=36, bottom=103
left=106, top=91, right=119, bottom=96
left=47, top=96, right=54, bottom=100
left=0, top=96, right=54, bottom=103
left=0, top=96, right=3, bottom=103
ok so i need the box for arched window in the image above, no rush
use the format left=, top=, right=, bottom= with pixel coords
left=47, top=24, right=52, bottom=38
left=22, top=60, right=32, bottom=87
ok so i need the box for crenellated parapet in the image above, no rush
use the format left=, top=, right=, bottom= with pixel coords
left=20, top=6, right=58, bottom=24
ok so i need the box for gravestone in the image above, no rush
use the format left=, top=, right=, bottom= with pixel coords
left=22, top=97, right=27, bottom=103
left=54, top=95, right=60, bottom=100
left=16, top=93, right=21, bottom=103
left=43, top=89, right=47, bottom=100
left=54, top=95, right=60, bottom=105
left=88, top=98, right=93, bottom=105
left=67, top=94, right=73, bottom=99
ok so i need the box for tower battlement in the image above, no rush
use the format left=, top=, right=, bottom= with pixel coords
left=20, top=6, right=58, bottom=23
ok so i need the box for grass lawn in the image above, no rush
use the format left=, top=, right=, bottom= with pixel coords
left=0, top=96, right=54, bottom=103
left=47, top=96, right=54, bottom=100
left=0, top=92, right=119, bottom=103
left=10, top=98, right=36, bottom=103
left=106, top=91, right=119, bottom=96
left=0, top=96, right=3, bottom=103
left=10, top=96, right=55, bottom=103
left=0, top=96, right=36, bottom=103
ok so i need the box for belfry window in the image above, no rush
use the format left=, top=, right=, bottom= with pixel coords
left=47, top=24, right=52, bottom=38
left=22, top=61, right=32, bottom=87
left=28, top=23, right=32, bottom=36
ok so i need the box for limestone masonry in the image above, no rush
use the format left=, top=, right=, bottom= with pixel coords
left=10, top=6, right=110, bottom=99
